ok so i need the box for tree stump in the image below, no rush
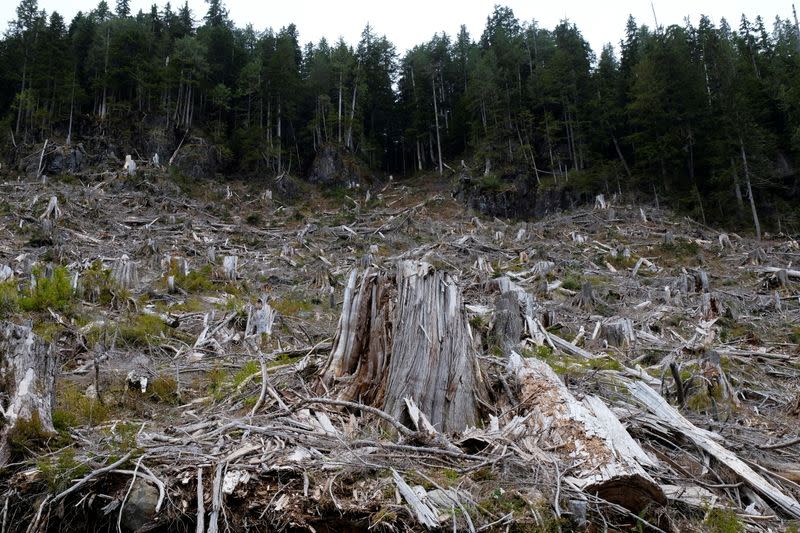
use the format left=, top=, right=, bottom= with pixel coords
left=112, top=254, right=139, bottom=290
left=574, top=281, right=596, bottom=311
left=492, top=291, right=523, bottom=355
left=0, top=322, right=58, bottom=465
left=599, top=318, right=636, bottom=348
left=320, top=262, right=486, bottom=433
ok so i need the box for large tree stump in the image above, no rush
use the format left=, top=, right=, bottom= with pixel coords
left=384, top=261, right=484, bottom=433
left=320, top=262, right=485, bottom=433
left=0, top=322, right=58, bottom=465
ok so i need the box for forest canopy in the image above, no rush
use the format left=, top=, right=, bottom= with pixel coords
left=1, top=0, right=798, bottom=227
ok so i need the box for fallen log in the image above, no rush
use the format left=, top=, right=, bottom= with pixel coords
left=627, top=380, right=800, bottom=518
left=507, top=353, right=664, bottom=513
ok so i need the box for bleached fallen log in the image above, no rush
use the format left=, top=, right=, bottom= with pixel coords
left=507, top=353, right=664, bottom=512
left=627, top=380, right=800, bottom=518
left=0, top=323, right=59, bottom=465
left=754, top=266, right=800, bottom=279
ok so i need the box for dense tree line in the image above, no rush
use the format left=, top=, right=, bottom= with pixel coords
left=1, top=1, right=798, bottom=227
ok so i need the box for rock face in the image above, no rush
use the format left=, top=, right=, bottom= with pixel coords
left=120, top=480, right=160, bottom=532
left=307, top=144, right=364, bottom=187
left=454, top=171, right=594, bottom=220
left=171, top=138, right=218, bottom=181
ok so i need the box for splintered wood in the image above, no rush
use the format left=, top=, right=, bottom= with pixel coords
left=0, top=322, right=59, bottom=466
left=320, top=261, right=485, bottom=433
left=507, top=352, right=664, bottom=513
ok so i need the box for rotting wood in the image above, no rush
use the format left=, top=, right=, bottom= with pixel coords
left=507, top=352, right=665, bottom=512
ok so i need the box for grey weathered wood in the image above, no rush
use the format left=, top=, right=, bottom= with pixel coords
left=0, top=323, right=59, bottom=465
left=383, top=261, right=484, bottom=434
left=111, top=254, right=139, bottom=290
left=507, top=353, right=664, bottom=513
left=492, top=291, right=523, bottom=354
left=320, top=262, right=485, bottom=434
left=392, top=468, right=440, bottom=529
left=627, top=380, right=800, bottom=518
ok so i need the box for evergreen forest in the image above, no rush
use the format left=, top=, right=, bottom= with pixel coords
left=1, top=0, right=799, bottom=229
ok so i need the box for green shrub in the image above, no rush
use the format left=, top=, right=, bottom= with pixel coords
left=703, top=508, right=744, bottom=533
left=20, top=266, right=74, bottom=313
left=37, top=448, right=89, bottom=492
left=119, top=314, right=170, bottom=346
left=0, top=280, right=19, bottom=317
left=56, top=382, right=109, bottom=427
left=80, top=260, right=118, bottom=305
left=7, top=412, right=54, bottom=455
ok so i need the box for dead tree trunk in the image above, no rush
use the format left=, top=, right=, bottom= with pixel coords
left=508, top=353, right=665, bottom=512
left=384, top=261, right=483, bottom=433
left=0, top=322, right=58, bottom=465
left=320, top=262, right=485, bottom=433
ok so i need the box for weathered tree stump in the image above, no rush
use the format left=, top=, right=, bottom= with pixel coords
left=599, top=318, right=636, bottom=348
left=320, top=262, right=486, bottom=433
left=492, top=291, right=523, bottom=355
left=112, top=254, right=139, bottom=290
left=0, top=322, right=58, bottom=465
left=573, top=281, right=596, bottom=311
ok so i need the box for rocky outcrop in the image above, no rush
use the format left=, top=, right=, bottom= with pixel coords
left=454, top=170, right=594, bottom=220
left=170, top=138, right=217, bottom=181
left=307, top=144, right=364, bottom=187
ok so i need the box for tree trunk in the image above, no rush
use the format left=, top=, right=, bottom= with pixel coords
left=740, top=137, right=761, bottom=241
left=508, top=353, right=665, bottom=513
left=432, top=74, right=443, bottom=175
left=320, top=262, right=486, bottom=434
left=0, top=322, right=59, bottom=466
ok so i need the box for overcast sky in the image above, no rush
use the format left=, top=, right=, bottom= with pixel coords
left=2, top=0, right=793, bottom=56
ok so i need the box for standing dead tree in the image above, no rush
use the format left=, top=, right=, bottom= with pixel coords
left=319, top=261, right=486, bottom=433
left=0, top=322, right=58, bottom=465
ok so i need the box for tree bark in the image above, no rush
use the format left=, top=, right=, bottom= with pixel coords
left=432, top=73, right=443, bottom=175
left=0, top=322, right=59, bottom=466
left=320, top=262, right=486, bottom=434
left=508, top=353, right=664, bottom=512
left=740, top=137, right=761, bottom=241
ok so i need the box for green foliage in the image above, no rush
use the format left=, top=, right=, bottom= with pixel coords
left=561, top=275, right=582, bottom=291
left=0, top=280, right=19, bottom=318
left=271, top=294, right=313, bottom=316
left=233, top=360, right=260, bottom=387
left=149, top=375, right=180, bottom=404
left=55, top=382, right=109, bottom=427
left=36, top=448, right=89, bottom=493
left=119, top=314, right=170, bottom=346
left=206, top=367, right=229, bottom=400
left=80, top=260, right=119, bottom=305
left=7, top=412, right=53, bottom=455
left=703, top=508, right=744, bottom=533
left=20, top=266, right=74, bottom=313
